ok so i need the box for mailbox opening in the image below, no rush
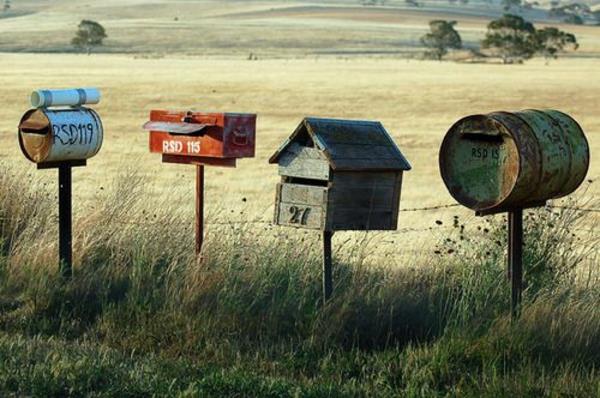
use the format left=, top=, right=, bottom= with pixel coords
left=283, top=176, right=329, bottom=187
left=19, top=109, right=53, bottom=163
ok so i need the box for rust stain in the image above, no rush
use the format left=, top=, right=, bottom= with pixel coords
left=439, top=110, right=590, bottom=213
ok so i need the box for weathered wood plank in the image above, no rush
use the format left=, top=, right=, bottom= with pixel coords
left=279, top=183, right=328, bottom=207
left=275, top=201, right=326, bottom=230
left=390, top=172, right=403, bottom=228
left=331, top=157, right=406, bottom=171
left=326, top=209, right=395, bottom=231
left=285, top=143, right=327, bottom=160
left=328, top=185, right=395, bottom=210
left=278, top=150, right=330, bottom=180
left=332, top=171, right=398, bottom=188
left=329, top=144, right=398, bottom=159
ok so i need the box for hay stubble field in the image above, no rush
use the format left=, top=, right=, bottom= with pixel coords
left=0, top=55, right=598, bottom=258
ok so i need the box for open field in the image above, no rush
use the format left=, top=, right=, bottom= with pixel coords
left=0, top=53, right=598, bottom=261
left=1, top=0, right=600, bottom=55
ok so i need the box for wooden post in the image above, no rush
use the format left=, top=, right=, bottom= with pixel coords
left=508, top=209, right=523, bottom=317
left=58, top=163, right=72, bottom=279
left=195, top=165, right=205, bottom=255
left=322, top=230, right=333, bottom=302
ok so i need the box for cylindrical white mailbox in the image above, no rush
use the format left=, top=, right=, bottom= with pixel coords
left=18, top=107, right=103, bottom=163
left=30, top=88, right=101, bottom=108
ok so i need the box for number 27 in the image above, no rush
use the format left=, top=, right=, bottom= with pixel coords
left=288, top=206, right=310, bottom=225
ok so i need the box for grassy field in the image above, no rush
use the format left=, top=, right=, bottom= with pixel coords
left=0, top=0, right=599, bottom=396
left=0, top=53, right=598, bottom=259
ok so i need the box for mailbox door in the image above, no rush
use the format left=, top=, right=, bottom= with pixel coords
left=274, top=183, right=328, bottom=230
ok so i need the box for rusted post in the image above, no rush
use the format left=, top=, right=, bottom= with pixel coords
left=322, top=230, right=333, bottom=302
left=58, top=163, right=72, bottom=279
left=508, top=209, right=523, bottom=317
left=195, top=164, right=205, bottom=255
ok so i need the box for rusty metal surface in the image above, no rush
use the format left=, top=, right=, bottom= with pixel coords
left=439, top=109, right=590, bottom=212
left=489, top=111, right=541, bottom=208
left=543, top=110, right=590, bottom=196
left=147, top=110, right=255, bottom=159
left=161, top=154, right=237, bottom=167
left=18, top=107, right=103, bottom=164
left=515, top=110, right=571, bottom=199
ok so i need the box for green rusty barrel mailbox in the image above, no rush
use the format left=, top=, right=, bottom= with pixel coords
left=439, top=109, right=589, bottom=214
left=439, top=109, right=590, bottom=317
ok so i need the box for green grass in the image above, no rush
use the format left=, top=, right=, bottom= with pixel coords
left=0, top=163, right=599, bottom=397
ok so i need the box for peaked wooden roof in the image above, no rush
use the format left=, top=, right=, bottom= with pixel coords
left=269, top=117, right=411, bottom=171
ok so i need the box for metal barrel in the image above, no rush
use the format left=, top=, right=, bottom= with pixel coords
left=18, top=107, right=103, bottom=163
left=439, top=109, right=590, bottom=213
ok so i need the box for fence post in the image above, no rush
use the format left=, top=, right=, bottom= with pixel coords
left=195, top=165, right=205, bottom=256
left=322, top=231, right=333, bottom=302
left=508, top=209, right=523, bottom=317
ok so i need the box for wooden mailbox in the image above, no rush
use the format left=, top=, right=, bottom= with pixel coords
left=270, top=118, right=411, bottom=231
left=143, top=110, right=256, bottom=255
left=269, top=117, right=411, bottom=300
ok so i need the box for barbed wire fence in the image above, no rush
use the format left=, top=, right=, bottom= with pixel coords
left=43, top=176, right=600, bottom=237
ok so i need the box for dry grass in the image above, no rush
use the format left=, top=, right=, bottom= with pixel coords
left=0, top=54, right=598, bottom=260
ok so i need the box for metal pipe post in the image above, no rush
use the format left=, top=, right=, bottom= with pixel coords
left=195, top=165, right=205, bottom=255
left=58, top=163, right=72, bottom=278
left=322, top=230, right=333, bottom=302
left=508, top=209, right=523, bottom=317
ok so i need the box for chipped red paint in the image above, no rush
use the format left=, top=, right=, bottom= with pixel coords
left=146, top=110, right=256, bottom=160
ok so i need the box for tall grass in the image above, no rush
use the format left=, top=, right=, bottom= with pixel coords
left=0, top=162, right=598, bottom=396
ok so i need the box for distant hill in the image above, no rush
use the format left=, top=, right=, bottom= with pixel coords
left=0, top=0, right=598, bottom=56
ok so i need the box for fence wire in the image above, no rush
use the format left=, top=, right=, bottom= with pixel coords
left=70, top=201, right=599, bottom=236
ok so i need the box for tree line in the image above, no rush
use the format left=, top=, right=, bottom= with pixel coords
left=421, top=14, right=579, bottom=63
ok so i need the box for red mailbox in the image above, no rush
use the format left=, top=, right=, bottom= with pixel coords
left=143, top=109, right=257, bottom=256
left=144, top=110, right=255, bottom=166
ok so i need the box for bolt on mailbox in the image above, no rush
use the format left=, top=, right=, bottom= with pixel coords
left=17, top=87, right=104, bottom=278
left=439, top=109, right=590, bottom=316
left=143, top=109, right=257, bottom=255
left=269, top=117, right=411, bottom=301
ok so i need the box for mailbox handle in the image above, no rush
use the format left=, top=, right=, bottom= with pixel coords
left=232, top=128, right=248, bottom=146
